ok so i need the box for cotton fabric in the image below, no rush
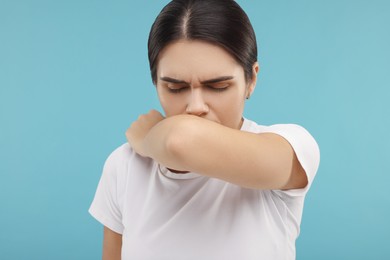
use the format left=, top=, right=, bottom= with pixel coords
left=89, top=118, right=320, bottom=260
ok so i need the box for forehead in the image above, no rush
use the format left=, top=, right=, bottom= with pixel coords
left=157, top=40, right=244, bottom=81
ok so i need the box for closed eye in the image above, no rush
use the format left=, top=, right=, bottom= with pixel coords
left=206, top=85, right=229, bottom=92
left=167, top=86, right=189, bottom=93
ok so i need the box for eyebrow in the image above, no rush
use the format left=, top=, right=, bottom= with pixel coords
left=159, top=76, right=234, bottom=85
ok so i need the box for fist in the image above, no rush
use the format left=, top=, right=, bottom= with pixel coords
left=126, top=110, right=165, bottom=156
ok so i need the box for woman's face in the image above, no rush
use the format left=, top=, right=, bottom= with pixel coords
left=156, top=40, right=258, bottom=129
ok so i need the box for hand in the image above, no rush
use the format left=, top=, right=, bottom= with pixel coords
left=126, top=110, right=165, bottom=157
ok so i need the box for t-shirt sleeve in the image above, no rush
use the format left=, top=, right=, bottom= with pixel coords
left=88, top=145, right=128, bottom=234
left=264, top=124, right=320, bottom=197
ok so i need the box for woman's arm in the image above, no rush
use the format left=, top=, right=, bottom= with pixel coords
left=102, top=226, right=122, bottom=260
left=127, top=110, right=307, bottom=190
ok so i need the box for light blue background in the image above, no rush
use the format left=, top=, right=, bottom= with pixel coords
left=1, top=0, right=389, bottom=259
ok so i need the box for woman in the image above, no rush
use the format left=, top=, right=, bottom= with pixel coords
left=89, top=0, right=320, bottom=259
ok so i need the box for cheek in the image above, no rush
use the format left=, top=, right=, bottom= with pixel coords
left=157, top=88, right=170, bottom=113
left=211, top=90, right=246, bottom=126
left=157, top=91, right=185, bottom=116
left=214, top=89, right=245, bottom=110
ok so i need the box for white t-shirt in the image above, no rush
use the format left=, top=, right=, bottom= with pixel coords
left=89, top=118, right=320, bottom=260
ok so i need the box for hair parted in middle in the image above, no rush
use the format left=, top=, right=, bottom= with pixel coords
left=148, top=0, right=258, bottom=84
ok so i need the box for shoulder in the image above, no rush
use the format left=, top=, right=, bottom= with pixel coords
left=243, top=118, right=314, bottom=137
left=244, top=118, right=320, bottom=193
left=107, top=142, right=155, bottom=162
left=243, top=119, right=319, bottom=156
left=103, top=143, right=153, bottom=177
left=106, top=143, right=133, bottom=163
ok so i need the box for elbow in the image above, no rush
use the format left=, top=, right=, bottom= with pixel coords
left=165, top=129, right=184, bottom=159
left=163, top=116, right=198, bottom=167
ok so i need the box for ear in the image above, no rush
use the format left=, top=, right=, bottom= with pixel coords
left=247, top=62, right=260, bottom=98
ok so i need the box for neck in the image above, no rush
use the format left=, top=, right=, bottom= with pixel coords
left=167, top=168, right=190, bottom=174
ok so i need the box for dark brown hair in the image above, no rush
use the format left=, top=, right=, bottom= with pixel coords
left=148, top=0, right=258, bottom=84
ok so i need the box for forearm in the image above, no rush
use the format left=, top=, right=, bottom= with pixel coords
left=142, top=115, right=298, bottom=189
left=103, top=227, right=122, bottom=260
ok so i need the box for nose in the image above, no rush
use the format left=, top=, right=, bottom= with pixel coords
left=185, top=89, right=209, bottom=116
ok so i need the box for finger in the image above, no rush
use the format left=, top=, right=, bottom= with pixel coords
left=148, top=109, right=163, bottom=117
